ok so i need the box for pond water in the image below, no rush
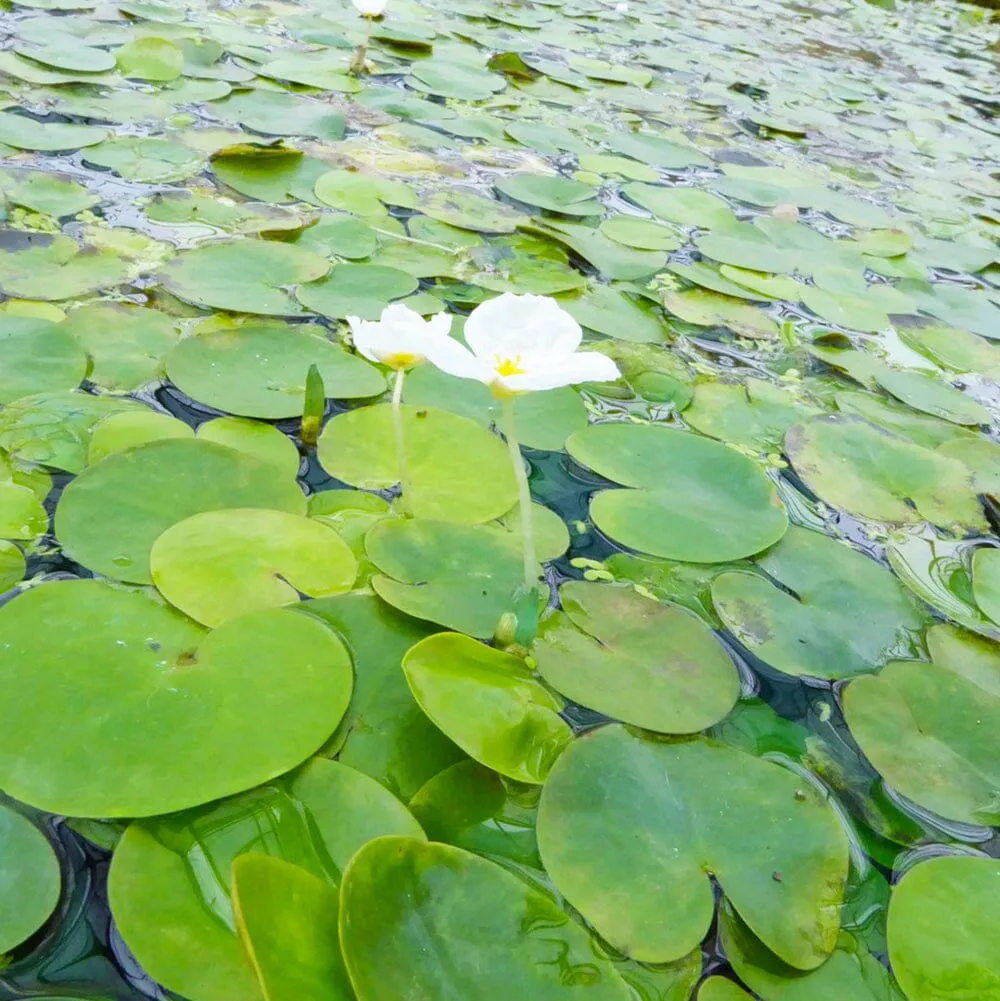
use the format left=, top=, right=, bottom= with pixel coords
left=0, top=0, right=998, bottom=998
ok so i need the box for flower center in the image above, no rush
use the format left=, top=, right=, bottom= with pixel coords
left=384, top=352, right=423, bottom=370
left=494, top=355, right=526, bottom=377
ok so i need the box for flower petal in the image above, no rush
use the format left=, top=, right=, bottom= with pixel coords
left=464, top=293, right=582, bottom=360
left=426, top=336, right=491, bottom=383
left=501, top=351, right=621, bottom=392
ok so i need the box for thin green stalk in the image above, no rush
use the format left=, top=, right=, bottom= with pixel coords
left=501, top=396, right=537, bottom=592
left=392, top=368, right=412, bottom=514
left=350, top=17, right=372, bottom=75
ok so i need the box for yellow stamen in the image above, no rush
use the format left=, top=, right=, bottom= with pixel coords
left=495, top=355, right=526, bottom=377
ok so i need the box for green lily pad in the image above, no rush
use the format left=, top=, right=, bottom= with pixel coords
left=83, top=138, right=202, bottom=182
left=623, top=182, right=738, bottom=228
left=695, top=226, right=797, bottom=275
left=843, top=658, right=1000, bottom=826
left=600, top=215, right=683, bottom=251
left=537, top=725, right=848, bottom=967
left=14, top=40, right=116, bottom=71
left=534, top=581, right=740, bottom=732
left=313, top=170, right=417, bottom=217
left=108, top=757, right=421, bottom=1001
left=1, top=171, right=100, bottom=218
left=799, top=286, right=890, bottom=333
left=836, top=391, right=975, bottom=450
left=115, top=36, right=183, bottom=81
left=258, top=53, right=359, bottom=93
left=196, top=417, right=301, bottom=478
left=0, top=579, right=351, bottom=816
left=557, top=284, right=668, bottom=343
left=973, top=547, right=1000, bottom=626
left=146, top=191, right=309, bottom=235
left=215, top=90, right=345, bottom=140
left=887, top=855, right=1000, bottom=1001
left=927, top=623, right=1000, bottom=700
left=684, top=378, right=822, bottom=451
left=0, top=392, right=147, bottom=473
left=87, top=410, right=193, bottom=465
left=59, top=302, right=177, bottom=392
left=56, top=438, right=306, bottom=584
left=567, top=423, right=789, bottom=562
left=296, top=263, right=418, bottom=319
left=367, top=518, right=526, bottom=637
left=712, top=526, right=926, bottom=679
left=699, top=978, right=755, bottom=1001
left=408, top=60, right=506, bottom=100
left=0, top=314, right=87, bottom=404
left=318, top=404, right=517, bottom=524
left=233, top=856, right=353, bottom=1001
left=0, top=234, right=129, bottom=301
left=150, top=508, right=357, bottom=627
left=301, top=593, right=463, bottom=800
left=784, top=415, right=986, bottom=529
left=0, top=541, right=26, bottom=591
left=0, top=803, right=61, bottom=954
left=529, top=219, right=667, bottom=280
left=719, top=904, right=905, bottom=1001
left=663, top=289, right=780, bottom=339
left=495, top=174, right=601, bottom=216
left=0, top=110, right=107, bottom=151
left=166, top=322, right=384, bottom=417
left=608, top=131, right=712, bottom=170
left=211, top=145, right=329, bottom=204
left=403, top=633, right=572, bottom=784
left=895, top=316, right=1000, bottom=376
left=0, top=481, right=48, bottom=541
left=874, top=369, right=990, bottom=426
left=159, top=240, right=329, bottom=315
left=937, top=437, right=1000, bottom=497
left=419, top=190, right=529, bottom=234
left=340, top=837, right=631, bottom=1000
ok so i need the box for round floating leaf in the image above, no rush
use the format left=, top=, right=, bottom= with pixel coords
left=537, top=726, right=849, bottom=967
left=0, top=580, right=352, bottom=816
left=197, top=417, right=301, bottom=478
left=83, top=138, right=202, bottom=182
left=159, top=241, right=330, bottom=316
left=402, top=633, right=573, bottom=784
left=59, top=302, right=178, bottom=391
left=887, top=856, right=1000, bottom=1001
left=295, top=214, right=379, bottom=260
left=109, top=757, right=420, bottom=1001
left=146, top=191, right=307, bottom=235
left=2, top=171, right=100, bottom=218
left=712, top=526, right=926, bottom=679
left=843, top=659, right=1000, bottom=826
left=0, top=803, right=61, bottom=954
left=875, top=369, right=990, bottom=426
left=166, top=322, right=384, bottom=417
left=301, top=593, right=462, bottom=800
left=56, top=438, right=306, bottom=584
left=151, top=509, right=357, bottom=627
left=567, top=423, right=788, bottom=562
left=14, top=41, right=116, bottom=71
left=313, top=170, right=417, bottom=217
left=557, top=285, right=667, bottom=343
left=318, top=404, right=517, bottom=524
left=785, top=415, right=986, bottom=530
left=115, top=36, right=183, bottom=81
left=420, top=190, right=529, bottom=233
left=973, top=547, right=1000, bottom=626
left=695, top=226, right=796, bottom=275
left=87, top=410, right=193, bottom=465
left=0, top=392, right=147, bottom=473
left=600, top=215, right=683, bottom=251
left=837, top=390, right=974, bottom=451
left=608, top=131, right=712, bottom=170
left=212, top=146, right=329, bottom=204
left=0, top=234, right=129, bottom=301
left=664, top=289, right=780, bottom=339
left=719, top=904, right=905, bottom=1001
left=233, top=856, right=353, bottom=1001
left=927, top=623, right=1000, bottom=700
left=367, top=518, right=526, bottom=637
left=495, top=174, right=601, bottom=215
left=699, top=978, right=755, bottom=1001
left=623, top=182, right=737, bottom=228
left=534, top=581, right=740, bottom=733
left=530, top=219, right=666, bottom=280
left=216, top=90, right=345, bottom=140
left=0, top=111, right=107, bottom=151
left=0, top=314, right=87, bottom=404
left=895, top=316, right=1000, bottom=377
left=0, top=541, right=26, bottom=591
left=296, top=263, right=418, bottom=320
left=0, top=481, right=48, bottom=541
left=340, top=838, right=631, bottom=1001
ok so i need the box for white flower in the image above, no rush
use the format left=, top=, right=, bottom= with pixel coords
left=615, top=2, right=629, bottom=11
left=352, top=0, right=387, bottom=15
left=429, top=293, right=621, bottom=396
left=347, top=304, right=454, bottom=370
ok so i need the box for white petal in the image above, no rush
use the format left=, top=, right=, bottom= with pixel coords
left=346, top=317, right=383, bottom=365
left=352, top=0, right=387, bottom=14
left=426, top=336, right=491, bottom=383
left=464, top=293, right=582, bottom=360
left=502, top=351, right=621, bottom=392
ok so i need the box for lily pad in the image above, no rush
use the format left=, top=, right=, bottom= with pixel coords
left=340, top=837, right=631, bottom=1000
left=83, top=138, right=202, bottom=182
left=973, top=547, right=1000, bottom=626
left=159, top=241, right=329, bottom=315
left=567, top=423, right=789, bottom=562
left=0, top=580, right=352, bottom=816
left=557, top=284, right=668, bottom=343
left=874, top=369, right=990, bottom=426
left=495, top=174, right=601, bottom=216
left=56, top=438, right=306, bottom=584
left=87, top=410, right=193, bottom=465
left=196, top=417, right=301, bottom=478
left=419, top=190, right=529, bottom=234
left=215, top=90, right=345, bottom=141
left=108, top=757, right=420, bottom=1001
left=534, top=581, right=740, bottom=732
left=318, top=405, right=517, bottom=524
left=623, top=182, right=738, bottom=228
left=844, top=657, right=1000, bottom=826
left=296, top=263, right=418, bottom=319
left=166, top=322, right=385, bottom=417
left=0, top=803, right=61, bottom=954
left=0, top=314, right=87, bottom=404
left=115, top=36, right=183, bottom=81
left=0, top=111, right=107, bottom=151
left=151, top=508, right=357, bottom=627
left=600, top=215, right=683, bottom=251
left=0, top=234, right=129, bottom=301
left=1, top=171, right=100, bottom=218
left=0, top=541, right=26, bottom=592
left=403, top=632, right=572, bottom=784
left=663, top=289, right=780, bottom=339
left=712, top=526, right=926, bottom=679
left=537, top=725, right=848, bottom=967
left=367, top=518, right=526, bottom=637
left=887, top=855, right=1000, bottom=1001
left=313, top=171, right=417, bottom=217
left=212, top=145, right=330, bottom=204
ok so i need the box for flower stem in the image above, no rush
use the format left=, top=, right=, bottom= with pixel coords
left=501, top=395, right=537, bottom=593
left=350, top=18, right=372, bottom=75
left=392, top=368, right=412, bottom=514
